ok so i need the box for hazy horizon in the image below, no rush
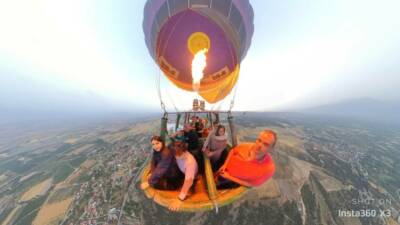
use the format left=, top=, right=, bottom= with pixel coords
left=1, top=0, right=400, bottom=117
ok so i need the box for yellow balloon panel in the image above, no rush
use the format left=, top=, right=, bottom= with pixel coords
left=199, top=65, right=239, bottom=103
left=160, top=65, right=239, bottom=103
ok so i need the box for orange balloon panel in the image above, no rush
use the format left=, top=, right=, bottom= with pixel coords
left=159, top=57, right=239, bottom=103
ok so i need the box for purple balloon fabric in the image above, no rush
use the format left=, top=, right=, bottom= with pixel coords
left=143, top=0, right=254, bottom=61
left=157, top=10, right=237, bottom=84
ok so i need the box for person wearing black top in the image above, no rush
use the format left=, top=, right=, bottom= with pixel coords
left=183, top=124, right=204, bottom=173
left=183, top=124, right=199, bottom=151
left=141, top=136, right=183, bottom=190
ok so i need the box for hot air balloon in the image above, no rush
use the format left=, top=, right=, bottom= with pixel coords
left=138, top=0, right=275, bottom=213
left=143, top=0, right=254, bottom=103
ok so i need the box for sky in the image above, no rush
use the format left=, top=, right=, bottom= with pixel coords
left=1, top=0, right=400, bottom=115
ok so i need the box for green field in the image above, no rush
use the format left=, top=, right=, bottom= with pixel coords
left=52, top=163, right=74, bottom=183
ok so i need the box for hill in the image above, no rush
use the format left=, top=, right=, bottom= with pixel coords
left=302, top=98, right=400, bottom=125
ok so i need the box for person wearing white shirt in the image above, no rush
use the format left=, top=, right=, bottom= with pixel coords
left=168, top=141, right=198, bottom=211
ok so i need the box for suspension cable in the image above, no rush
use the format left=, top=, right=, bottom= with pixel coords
left=229, top=84, right=238, bottom=112
left=166, top=87, right=179, bottom=112
left=156, top=68, right=167, bottom=113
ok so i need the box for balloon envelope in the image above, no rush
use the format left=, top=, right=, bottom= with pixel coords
left=143, top=0, right=254, bottom=103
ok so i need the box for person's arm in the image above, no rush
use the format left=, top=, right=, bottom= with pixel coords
left=234, top=145, right=253, bottom=161
left=207, top=147, right=225, bottom=158
left=169, top=160, right=197, bottom=211
left=218, top=148, right=234, bottom=173
left=179, top=159, right=196, bottom=199
left=201, top=131, right=213, bottom=152
left=178, top=178, right=194, bottom=200
left=169, top=131, right=178, bottom=138
left=148, top=152, right=172, bottom=187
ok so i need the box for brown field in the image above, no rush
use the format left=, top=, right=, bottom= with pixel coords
left=65, top=138, right=78, bottom=144
left=387, top=218, right=400, bottom=225
left=20, top=178, right=52, bottom=202
left=290, top=156, right=313, bottom=183
left=252, top=178, right=281, bottom=199
left=314, top=170, right=352, bottom=192
left=81, top=159, right=96, bottom=169
left=32, top=197, right=73, bottom=225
